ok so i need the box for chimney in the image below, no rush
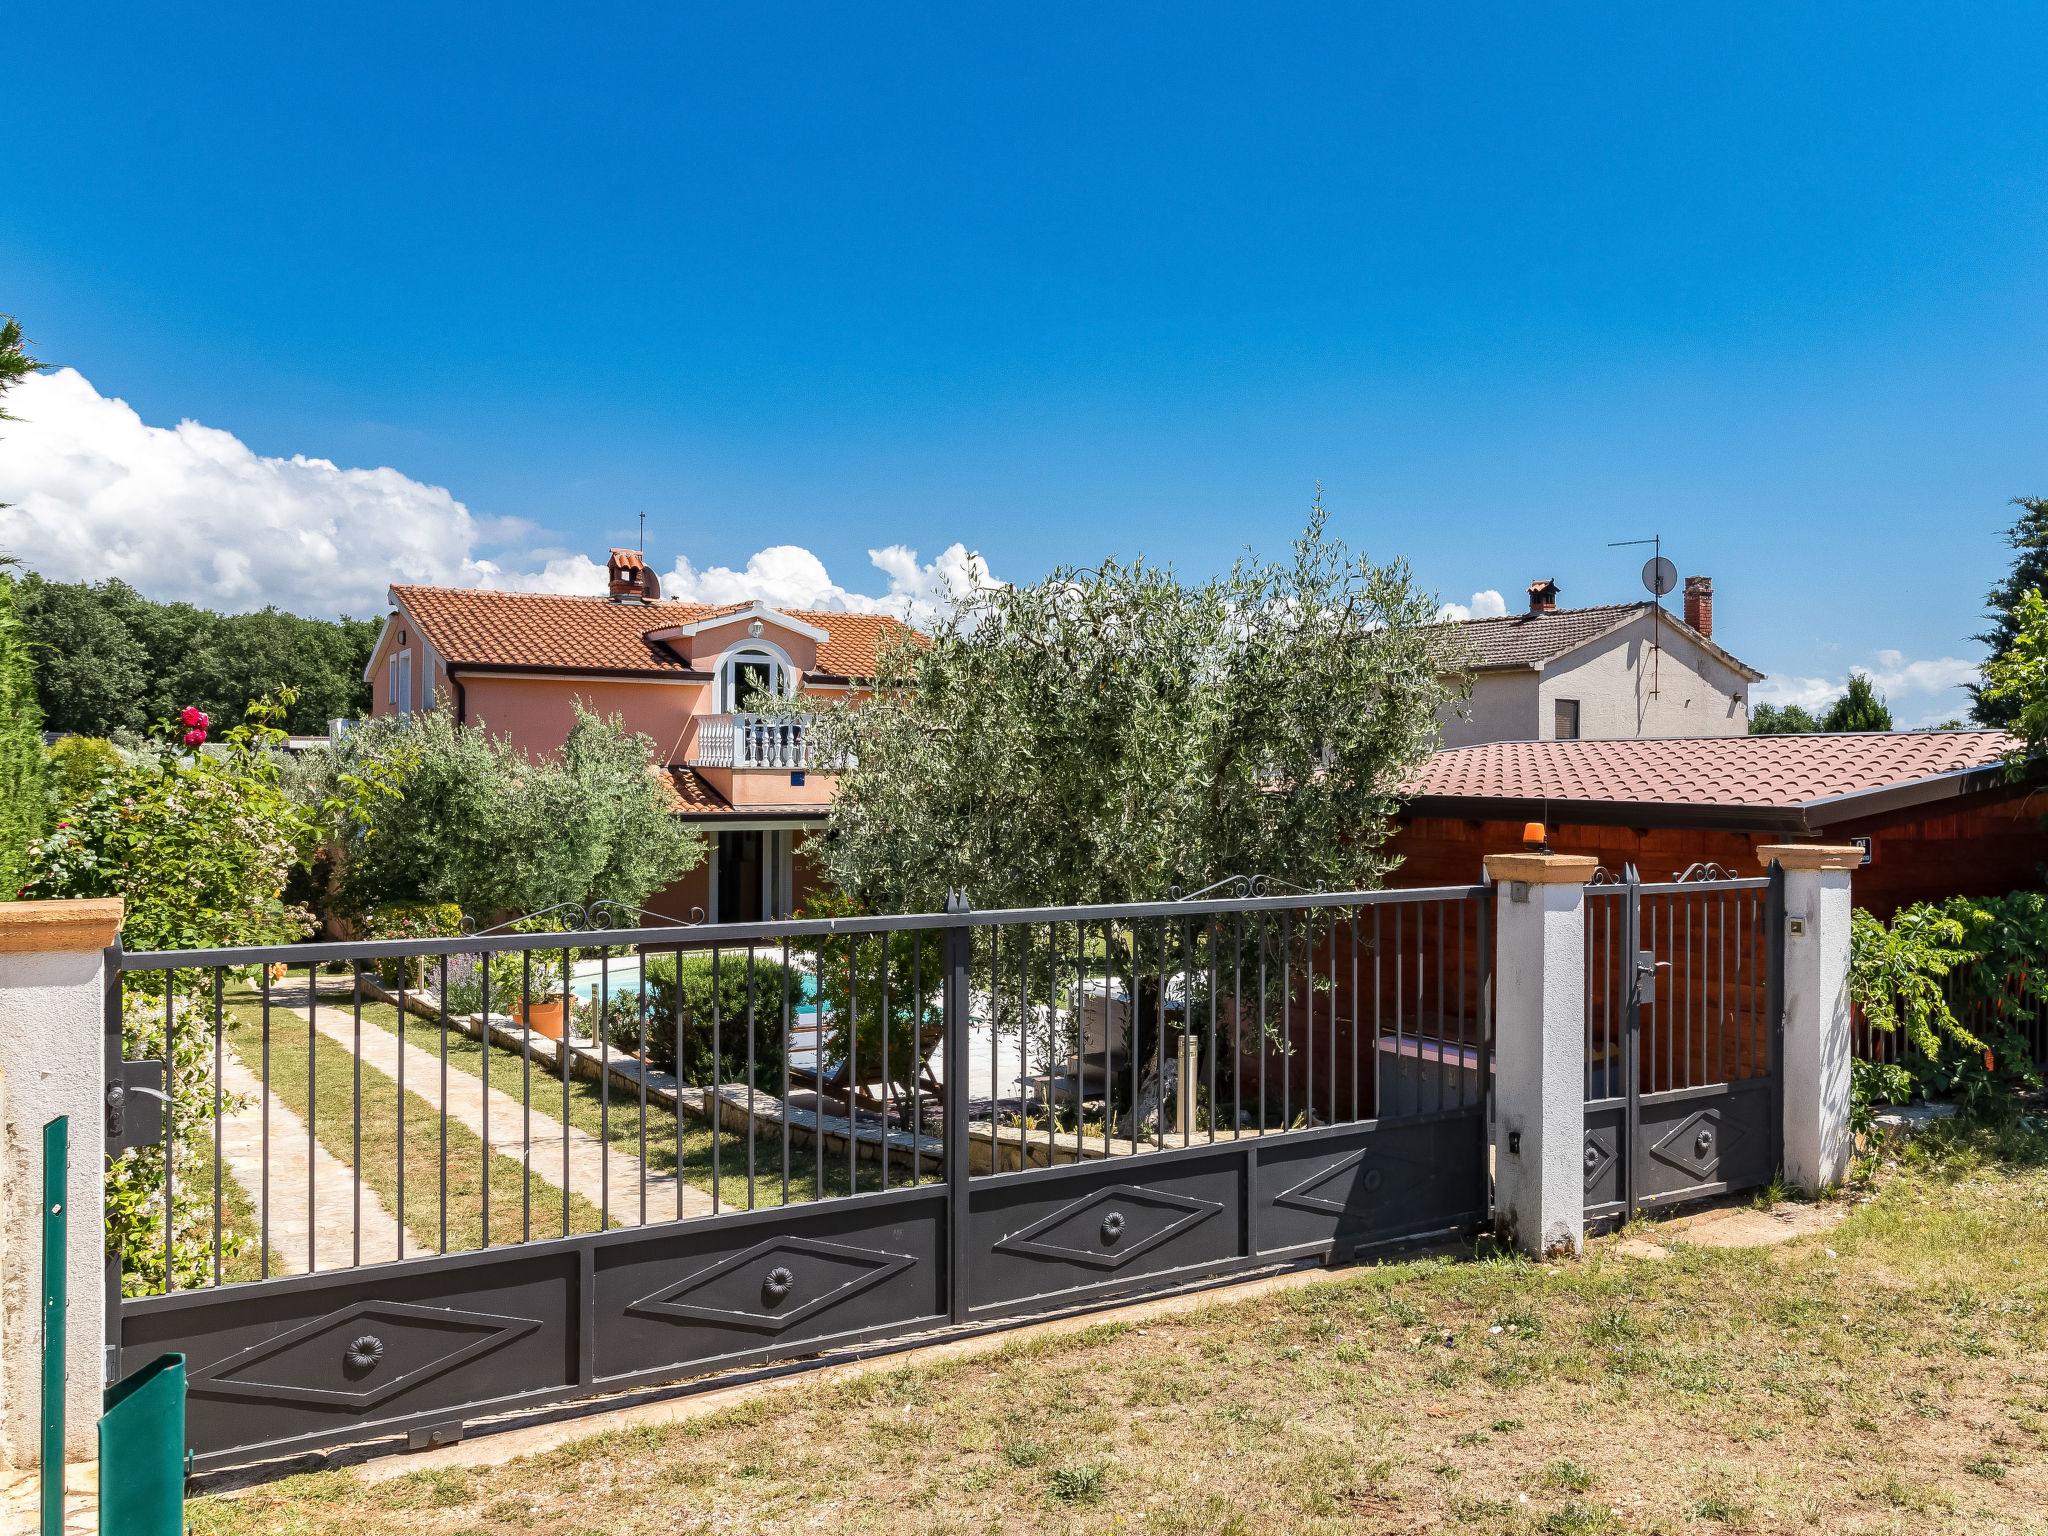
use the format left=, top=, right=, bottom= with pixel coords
left=1526, top=578, right=1560, bottom=615
left=607, top=547, right=650, bottom=603
left=1683, top=574, right=1713, bottom=638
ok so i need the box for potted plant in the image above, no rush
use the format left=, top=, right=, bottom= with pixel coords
left=522, top=950, right=574, bottom=1041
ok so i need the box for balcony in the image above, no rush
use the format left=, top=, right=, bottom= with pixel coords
left=689, top=713, right=820, bottom=771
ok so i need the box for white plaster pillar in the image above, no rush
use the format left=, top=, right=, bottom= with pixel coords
left=0, top=899, right=122, bottom=1466
left=1759, top=845, right=1858, bottom=1195
left=1484, top=852, right=1596, bottom=1258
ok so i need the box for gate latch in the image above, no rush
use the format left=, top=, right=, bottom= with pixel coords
left=106, top=1061, right=168, bottom=1153
left=1634, top=950, right=1668, bottom=983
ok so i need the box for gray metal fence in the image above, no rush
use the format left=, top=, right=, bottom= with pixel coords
left=105, top=883, right=1494, bottom=1472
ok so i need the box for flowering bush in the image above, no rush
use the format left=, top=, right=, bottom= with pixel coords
left=25, top=694, right=319, bottom=1291
left=1851, top=891, right=2047, bottom=1120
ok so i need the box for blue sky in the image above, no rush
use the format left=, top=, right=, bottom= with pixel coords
left=6, top=4, right=2047, bottom=722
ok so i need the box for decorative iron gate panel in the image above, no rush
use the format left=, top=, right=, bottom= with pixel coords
left=1583, top=865, right=1784, bottom=1227
left=107, top=884, right=1496, bottom=1473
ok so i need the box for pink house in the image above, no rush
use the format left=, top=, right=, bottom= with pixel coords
left=362, top=549, right=915, bottom=922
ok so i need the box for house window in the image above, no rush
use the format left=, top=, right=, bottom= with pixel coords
left=1553, top=699, right=1580, bottom=740
left=391, top=649, right=413, bottom=716
left=720, top=648, right=789, bottom=713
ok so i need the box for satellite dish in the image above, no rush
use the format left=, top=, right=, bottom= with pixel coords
left=1641, top=556, right=1677, bottom=598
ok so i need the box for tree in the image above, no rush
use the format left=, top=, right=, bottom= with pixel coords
left=0, top=319, right=50, bottom=889
left=1980, top=588, right=2048, bottom=768
left=12, top=572, right=381, bottom=735
left=0, top=314, right=41, bottom=440
left=804, top=503, right=1460, bottom=1132
left=1749, top=702, right=1822, bottom=735
left=315, top=706, right=704, bottom=924
left=809, top=501, right=1462, bottom=911
left=1973, top=496, right=2048, bottom=727
left=1820, top=674, right=1894, bottom=732
left=0, top=563, right=45, bottom=894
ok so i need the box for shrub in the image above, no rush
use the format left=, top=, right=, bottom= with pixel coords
left=43, top=734, right=125, bottom=812
left=364, top=901, right=465, bottom=989
left=0, top=566, right=47, bottom=895
left=313, top=705, right=703, bottom=927
left=1851, top=893, right=2047, bottom=1118
left=604, top=950, right=790, bottom=1093
left=25, top=696, right=317, bottom=1292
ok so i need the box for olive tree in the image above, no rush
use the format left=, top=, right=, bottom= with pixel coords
left=801, top=503, right=1465, bottom=1132
left=810, top=501, right=1462, bottom=911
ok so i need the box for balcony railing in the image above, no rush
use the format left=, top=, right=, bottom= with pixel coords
left=691, top=713, right=819, bottom=770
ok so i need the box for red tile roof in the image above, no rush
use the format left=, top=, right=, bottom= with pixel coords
left=390, top=585, right=915, bottom=679
left=660, top=766, right=734, bottom=814
left=1405, top=731, right=2014, bottom=820
left=657, top=767, right=834, bottom=820
left=1439, top=601, right=1764, bottom=681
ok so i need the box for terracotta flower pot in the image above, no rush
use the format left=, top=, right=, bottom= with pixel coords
left=524, top=996, right=568, bottom=1041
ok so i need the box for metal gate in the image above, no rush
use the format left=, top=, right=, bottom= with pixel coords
left=1582, top=864, right=1784, bottom=1227
left=104, top=884, right=1493, bottom=1472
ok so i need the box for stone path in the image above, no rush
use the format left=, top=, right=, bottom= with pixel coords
left=273, top=995, right=715, bottom=1227
left=216, top=1048, right=405, bottom=1273
left=0, top=1462, right=96, bottom=1535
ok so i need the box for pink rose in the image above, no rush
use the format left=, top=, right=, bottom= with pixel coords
left=183, top=728, right=207, bottom=747
left=179, top=706, right=210, bottom=730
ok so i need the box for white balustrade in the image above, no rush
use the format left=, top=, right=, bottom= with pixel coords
left=690, top=713, right=814, bottom=770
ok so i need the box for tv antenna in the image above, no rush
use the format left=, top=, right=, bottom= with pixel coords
left=1608, top=533, right=1673, bottom=699
left=638, top=510, right=646, bottom=554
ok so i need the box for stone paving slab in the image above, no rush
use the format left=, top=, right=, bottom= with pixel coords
left=216, top=1048, right=405, bottom=1273
left=274, top=996, right=714, bottom=1227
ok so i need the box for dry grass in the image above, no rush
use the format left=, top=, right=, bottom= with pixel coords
left=189, top=1122, right=2048, bottom=1535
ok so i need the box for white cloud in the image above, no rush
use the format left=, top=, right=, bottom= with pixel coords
left=0, top=368, right=996, bottom=624
left=515, top=541, right=999, bottom=626
left=1435, top=589, right=1507, bottom=622
left=1753, top=652, right=1981, bottom=726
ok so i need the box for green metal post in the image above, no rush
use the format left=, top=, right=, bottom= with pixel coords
left=99, top=1354, right=187, bottom=1536
left=41, top=1115, right=67, bottom=1536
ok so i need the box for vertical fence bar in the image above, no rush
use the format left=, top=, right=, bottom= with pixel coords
left=598, top=950, right=610, bottom=1231
left=746, top=944, right=758, bottom=1210
left=260, top=964, right=272, bottom=1278
left=395, top=966, right=406, bottom=1259
left=558, top=946, right=570, bottom=1237
left=943, top=895, right=971, bottom=1325
left=214, top=969, right=226, bottom=1286
left=638, top=949, right=650, bottom=1226
left=783, top=938, right=795, bottom=1204
left=1279, top=912, right=1291, bottom=1132
left=161, top=982, right=174, bottom=1292
left=1104, top=920, right=1116, bottom=1161
left=438, top=954, right=449, bottom=1254
left=846, top=934, right=858, bottom=1195
left=881, top=933, right=893, bottom=1192
left=305, top=964, right=316, bottom=1272
left=1348, top=910, right=1360, bottom=1124
left=711, top=947, right=723, bottom=1215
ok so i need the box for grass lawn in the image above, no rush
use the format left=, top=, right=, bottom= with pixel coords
left=345, top=989, right=926, bottom=1210
left=189, top=1123, right=2048, bottom=1535
left=222, top=989, right=610, bottom=1256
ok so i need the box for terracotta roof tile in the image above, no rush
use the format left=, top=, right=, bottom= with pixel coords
left=659, top=766, right=736, bottom=814
left=1404, top=731, right=2014, bottom=811
left=1438, top=601, right=1763, bottom=681
left=391, top=585, right=915, bottom=679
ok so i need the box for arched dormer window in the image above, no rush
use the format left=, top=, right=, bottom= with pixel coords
left=718, top=643, right=794, bottom=713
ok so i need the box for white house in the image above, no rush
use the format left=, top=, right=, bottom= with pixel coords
left=1438, top=576, right=1761, bottom=747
